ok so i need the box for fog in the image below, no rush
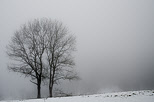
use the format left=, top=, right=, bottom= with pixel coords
left=0, top=0, right=154, bottom=100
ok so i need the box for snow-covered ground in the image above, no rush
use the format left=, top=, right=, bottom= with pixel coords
left=1, top=90, right=154, bottom=102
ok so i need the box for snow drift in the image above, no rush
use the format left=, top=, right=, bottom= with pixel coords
left=1, top=90, right=154, bottom=102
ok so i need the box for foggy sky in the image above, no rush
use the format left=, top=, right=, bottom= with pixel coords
left=0, top=0, right=154, bottom=100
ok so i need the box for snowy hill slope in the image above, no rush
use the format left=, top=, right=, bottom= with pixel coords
left=1, top=90, right=154, bottom=102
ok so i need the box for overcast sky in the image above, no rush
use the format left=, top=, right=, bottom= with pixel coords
left=0, top=0, right=154, bottom=100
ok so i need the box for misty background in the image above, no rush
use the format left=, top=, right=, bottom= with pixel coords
left=0, top=0, right=154, bottom=100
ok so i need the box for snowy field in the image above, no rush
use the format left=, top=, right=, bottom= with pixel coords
left=1, top=90, right=154, bottom=102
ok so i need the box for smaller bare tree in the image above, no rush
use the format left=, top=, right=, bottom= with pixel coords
left=45, top=20, right=79, bottom=97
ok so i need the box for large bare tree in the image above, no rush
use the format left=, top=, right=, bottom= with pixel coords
left=7, top=19, right=48, bottom=98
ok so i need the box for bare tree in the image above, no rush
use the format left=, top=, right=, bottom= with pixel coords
left=7, top=18, right=79, bottom=98
left=45, top=20, right=79, bottom=97
left=7, top=19, right=48, bottom=98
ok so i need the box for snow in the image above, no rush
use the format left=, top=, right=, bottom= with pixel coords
left=1, top=90, right=154, bottom=102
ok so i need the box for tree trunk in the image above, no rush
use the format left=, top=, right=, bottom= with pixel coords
left=49, top=85, right=53, bottom=97
left=49, top=65, right=54, bottom=97
left=49, top=67, right=55, bottom=97
left=37, top=80, right=41, bottom=98
left=49, top=74, right=54, bottom=97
